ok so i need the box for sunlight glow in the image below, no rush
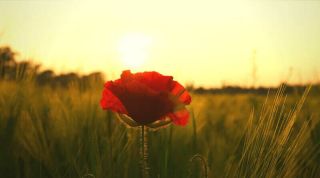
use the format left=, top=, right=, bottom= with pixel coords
left=0, top=1, right=320, bottom=86
left=117, top=33, right=152, bottom=69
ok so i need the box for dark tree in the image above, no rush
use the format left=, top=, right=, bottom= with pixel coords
left=36, top=69, right=55, bottom=85
left=0, top=46, right=17, bottom=79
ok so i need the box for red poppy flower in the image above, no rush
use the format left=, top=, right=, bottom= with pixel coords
left=100, top=70, right=191, bottom=126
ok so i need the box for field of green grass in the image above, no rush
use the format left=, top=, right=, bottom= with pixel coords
left=1, top=80, right=319, bottom=178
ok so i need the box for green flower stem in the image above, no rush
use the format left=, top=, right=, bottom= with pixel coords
left=140, top=125, right=150, bottom=178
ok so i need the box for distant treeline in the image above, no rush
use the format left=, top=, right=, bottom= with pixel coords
left=1, top=46, right=319, bottom=94
left=190, top=85, right=320, bottom=95
left=0, top=46, right=104, bottom=89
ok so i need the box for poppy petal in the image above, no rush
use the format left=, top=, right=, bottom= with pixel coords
left=121, top=70, right=173, bottom=93
left=120, top=70, right=134, bottom=82
left=137, top=72, right=173, bottom=92
left=171, top=81, right=191, bottom=104
left=100, top=82, right=128, bottom=114
left=168, top=109, right=190, bottom=126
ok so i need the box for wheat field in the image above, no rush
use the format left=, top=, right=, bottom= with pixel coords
left=0, top=79, right=319, bottom=178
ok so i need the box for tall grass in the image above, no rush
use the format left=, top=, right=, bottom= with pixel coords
left=226, top=86, right=320, bottom=177
left=0, top=79, right=319, bottom=178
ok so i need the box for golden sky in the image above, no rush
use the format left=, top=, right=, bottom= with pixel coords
left=0, top=0, right=320, bottom=87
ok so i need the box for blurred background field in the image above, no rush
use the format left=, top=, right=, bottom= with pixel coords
left=1, top=46, right=320, bottom=178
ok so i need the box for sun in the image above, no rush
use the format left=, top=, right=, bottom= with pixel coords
left=118, top=33, right=152, bottom=69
